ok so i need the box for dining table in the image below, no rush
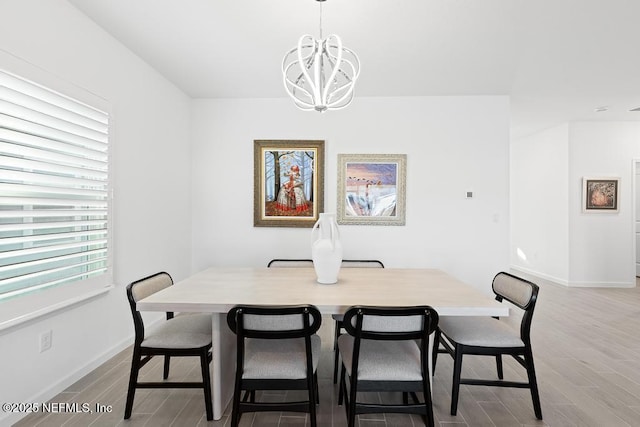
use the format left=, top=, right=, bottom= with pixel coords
left=136, top=266, right=509, bottom=420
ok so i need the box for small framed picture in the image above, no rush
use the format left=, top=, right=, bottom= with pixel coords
left=582, top=177, right=619, bottom=212
left=254, top=140, right=324, bottom=227
left=337, top=154, right=407, bottom=225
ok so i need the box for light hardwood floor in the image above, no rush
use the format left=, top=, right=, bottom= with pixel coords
left=14, top=274, right=640, bottom=427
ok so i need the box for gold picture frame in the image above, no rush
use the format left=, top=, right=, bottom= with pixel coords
left=254, top=140, right=324, bottom=227
left=337, top=153, right=407, bottom=226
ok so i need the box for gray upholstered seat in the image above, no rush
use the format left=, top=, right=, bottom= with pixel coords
left=437, top=316, right=524, bottom=348
left=142, top=313, right=212, bottom=349
left=243, top=336, right=321, bottom=379
left=338, top=336, right=422, bottom=381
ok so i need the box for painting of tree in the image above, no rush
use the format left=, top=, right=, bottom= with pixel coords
left=583, top=177, right=619, bottom=212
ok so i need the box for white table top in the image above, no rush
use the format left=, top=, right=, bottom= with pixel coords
left=137, top=267, right=508, bottom=317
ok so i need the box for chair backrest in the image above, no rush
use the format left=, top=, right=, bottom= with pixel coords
left=126, top=271, right=174, bottom=344
left=341, top=259, right=385, bottom=268
left=342, top=306, right=438, bottom=342
left=492, top=272, right=539, bottom=343
left=227, top=305, right=322, bottom=339
left=227, top=305, right=322, bottom=381
left=267, top=259, right=314, bottom=268
left=342, top=306, right=438, bottom=384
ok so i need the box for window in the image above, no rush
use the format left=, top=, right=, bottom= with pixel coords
left=0, top=69, right=110, bottom=302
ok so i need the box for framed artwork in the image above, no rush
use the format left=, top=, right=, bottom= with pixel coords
left=337, top=154, right=407, bottom=225
left=254, top=140, right=324, bottom=227
left=582, top=177, right=619, bottom=212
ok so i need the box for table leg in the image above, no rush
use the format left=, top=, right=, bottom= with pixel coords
left=211, top=313, right=236, bottom=420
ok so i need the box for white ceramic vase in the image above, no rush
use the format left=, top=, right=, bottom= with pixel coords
left=311, top=213, right=343, bottom=284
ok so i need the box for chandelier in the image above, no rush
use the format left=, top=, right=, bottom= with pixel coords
left=282, top=0, right=361, bottom=112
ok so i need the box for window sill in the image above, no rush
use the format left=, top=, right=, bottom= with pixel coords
left=0, top=282, right=114, bottom=334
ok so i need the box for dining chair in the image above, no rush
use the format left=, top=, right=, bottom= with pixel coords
left=433, top=271, right=542, bottom=420
left=337, top=305, right=439, bottom=427
left=331, top=259, right=384, bottom=383
left=267, top=258, right=314, bottom=267
left=226, top=304, right=323, bottom=427
left=124, top=272, right=213, bottom=420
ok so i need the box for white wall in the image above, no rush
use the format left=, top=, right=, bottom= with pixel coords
left=0, top=1, right=192, bottom=424
left=511, top=121, right=640, bottom=287
left=568, top=122, right=640, bottom=286
left=510, top=124, right=570, bottom=284
left=636, top=163, right=640, bottom=276
left=191, top=96, right=511, bottom=291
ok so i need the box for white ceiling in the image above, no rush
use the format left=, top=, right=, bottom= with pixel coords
left=67, top=0, right=640, bottom=139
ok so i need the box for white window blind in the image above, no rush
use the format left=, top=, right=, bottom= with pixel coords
left=0, top=69, right=110, bottom=302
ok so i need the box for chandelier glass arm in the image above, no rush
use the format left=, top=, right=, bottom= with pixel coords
left=320, top=37, right=343, bottom=104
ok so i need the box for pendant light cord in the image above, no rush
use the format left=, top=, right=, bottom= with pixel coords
left=319, top=1, right=323, bottom=39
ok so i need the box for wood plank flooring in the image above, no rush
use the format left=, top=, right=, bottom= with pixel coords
left=14, top=274, right=640, bottom=426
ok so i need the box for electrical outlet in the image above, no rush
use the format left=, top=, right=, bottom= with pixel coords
left=39, top=330, right=52, bottom=353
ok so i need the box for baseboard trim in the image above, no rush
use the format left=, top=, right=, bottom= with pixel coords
left=510, top=266, right=569, bottom=286
left=564, top=281, right=636, bottom=288
left=2, top=315, right=171, bottom=425
left=510, top=265, right=636, bottom=288
left=2, top=334, right=133, bottom=426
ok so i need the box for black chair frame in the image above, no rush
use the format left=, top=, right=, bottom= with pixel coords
left=433, top=272, right=542, bottom=420
left=338, top=305, right=439, bottom=427
left=124, top=272, right=213, bottom=420
left=227, top=304, right=322, bottom=427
